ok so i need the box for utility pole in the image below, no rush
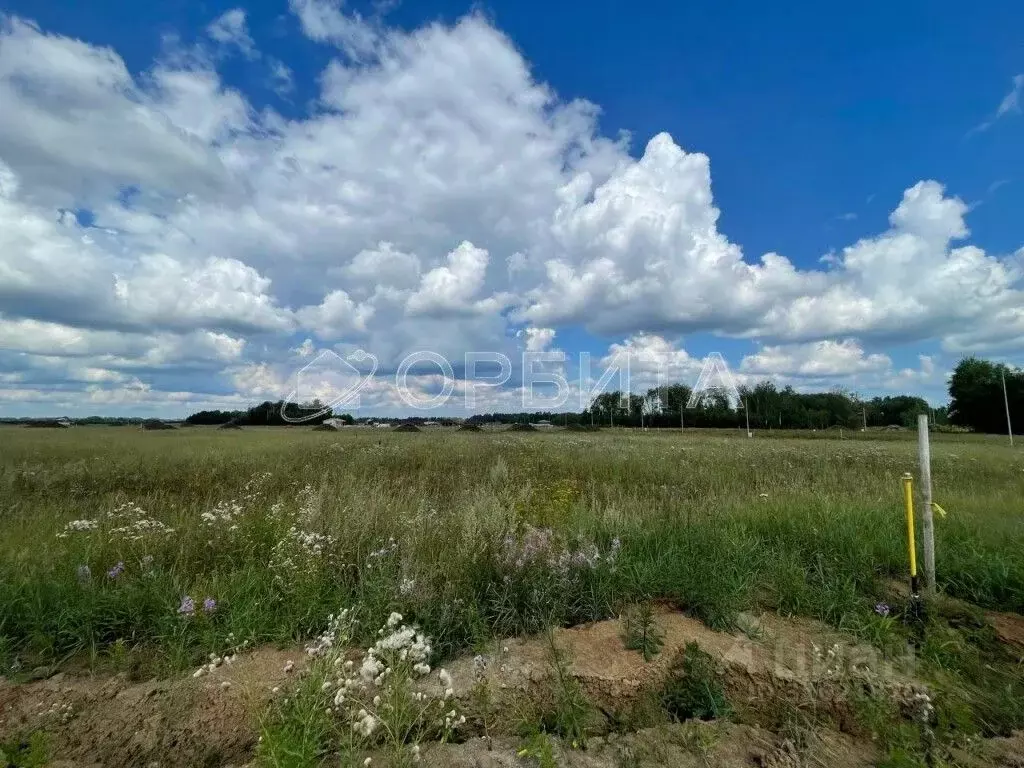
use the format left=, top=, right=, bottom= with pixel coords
left=1002, top=368, right=1014, bottom=447
left=862, top=406, right=867, bottom=431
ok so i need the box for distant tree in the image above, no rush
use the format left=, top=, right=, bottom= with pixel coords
left=949, top=357, right=1023, bottom=434
left=185, top=409, right=246, bottom=425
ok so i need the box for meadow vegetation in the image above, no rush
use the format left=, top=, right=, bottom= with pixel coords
left=0, top=425, right=1022, bottom=765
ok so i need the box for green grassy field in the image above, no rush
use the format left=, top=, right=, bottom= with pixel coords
left=1, top=425, right=1022, bottom=765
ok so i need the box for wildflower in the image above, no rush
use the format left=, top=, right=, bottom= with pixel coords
left=439, top=669, right=453, bottom=688
left=386, top=611, right=404, bottom=629
left=363, top=759, right=372, bottom=767
left=220, top=681, right=231, bottom=690
left=76, top=564, right=92, bottom=584
left=399, top=578, right=416, bottom=596
left=202, top=597, right=217, bottom=614
left=58, top=519, right=98, bottom=538
left=284, top=660, right=295, bottom=673
left=874, top=602, right=891, bottom=617
left=360, top=656, right=383, bottom=683
left=354, top=712, right=379, bottom=737
left=608, top=537, right=622, bottom=562
left=178, top=596, right=196, bottom=616
left=106, top=562, right=125, bottom=580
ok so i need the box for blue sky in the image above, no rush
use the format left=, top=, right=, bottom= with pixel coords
left=0, top=0, right=1021, bottom=416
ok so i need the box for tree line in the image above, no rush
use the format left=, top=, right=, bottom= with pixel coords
left=179, top=357, right=1020, bottom=435
left=473, top=357, right=1019, bottom=434
left=586, top=384, right=940, bottom=430
left=185, top=400, right=338, bottom=426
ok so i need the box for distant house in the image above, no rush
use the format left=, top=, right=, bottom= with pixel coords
left=422, top=421, right=439, bottom=426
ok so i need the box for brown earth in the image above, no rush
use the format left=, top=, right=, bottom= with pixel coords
left=2, top=607, right=1022, bottom=767
left=985, top=610, right=1024, bottom=655
left=444, top=608, right=910, bottom=732
left=0, top=647, right=305, bottom=768
left=422, top=722, right=878, bottom=768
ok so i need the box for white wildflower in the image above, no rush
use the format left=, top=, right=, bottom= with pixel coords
left=57, top=519, right=98, bottom=538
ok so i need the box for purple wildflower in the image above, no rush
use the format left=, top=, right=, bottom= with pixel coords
left=874, top=602, right=891, bottom=617
left=178, top=595, right=196, bottom=616
left=107, top=561, right=125, bottom=579
left=202, top=597, right=217, bottom=614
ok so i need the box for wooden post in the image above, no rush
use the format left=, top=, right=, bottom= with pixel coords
left=917, top=414, right=936, bottom=595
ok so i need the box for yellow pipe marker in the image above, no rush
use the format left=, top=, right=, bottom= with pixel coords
left=901, top=473, right=919, bottom=593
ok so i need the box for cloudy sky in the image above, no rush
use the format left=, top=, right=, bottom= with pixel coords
left=0, top=0, right=1021, bottom=416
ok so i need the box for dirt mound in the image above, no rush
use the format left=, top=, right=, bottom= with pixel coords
left=24, top=420, right=71, bottom=429
left=0, top=609, right=953, bottom=767
left=457, top=423, right=482, bottom=432
left=218, top=423, right=243, bottom=430
left=436, top=607, right=910, bottom=742
left=986, top=611, right=1024, bottom=652
left=509, top=423, right=537, bottom=431
left=141, top=420, right=176, bottom=430
left=422, top=722, right=877, bottom=768
left=393, top=423, right=422, bottom=432
left=0, top=647, right=305, bottom=768
left=312, top=423, right=339, bottom=431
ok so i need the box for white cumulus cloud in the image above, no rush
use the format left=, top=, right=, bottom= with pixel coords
left=0, top=8, right=1021, bottom=414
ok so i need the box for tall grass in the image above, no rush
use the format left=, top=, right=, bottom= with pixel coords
left=0, top=425, right=1021, bottom=674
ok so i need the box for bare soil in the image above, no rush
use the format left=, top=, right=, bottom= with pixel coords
left=422, top=722, right=878, bottom=768
left=1, top=647, right=303, bottom=768
left=3, top=607, right=1022, bottom=767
